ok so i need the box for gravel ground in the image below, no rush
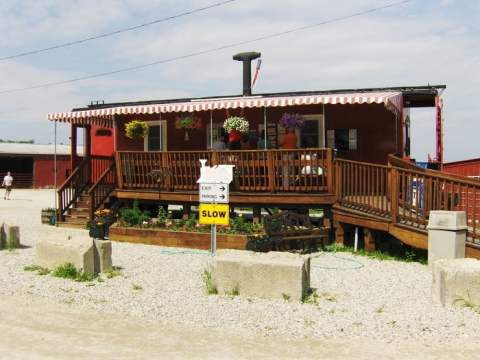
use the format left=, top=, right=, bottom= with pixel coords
left=1, top=189, right=480, bottom=344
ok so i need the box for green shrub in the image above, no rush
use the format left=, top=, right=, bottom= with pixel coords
left=120, top=200, right=150, bottom=227
left=185, top=213, right=197, bottom=231
left=157, top=206, right=168, bottom=227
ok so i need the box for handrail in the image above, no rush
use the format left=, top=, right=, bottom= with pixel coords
left=57, top=155, right=115, bottom=222
left=58, top=157, right=89, bottom=193
left=57, top=158, right=91, bottom=221
left=88, top=161, right=116, bottom=220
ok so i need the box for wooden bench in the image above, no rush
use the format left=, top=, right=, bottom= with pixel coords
left=247, top=211, right=328, bottom=252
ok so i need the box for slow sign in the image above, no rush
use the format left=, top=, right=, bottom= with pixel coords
left=199, top=203, right=230, bottom=226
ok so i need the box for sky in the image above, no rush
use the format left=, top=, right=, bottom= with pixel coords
left=0, top=0, right=478, bottom=161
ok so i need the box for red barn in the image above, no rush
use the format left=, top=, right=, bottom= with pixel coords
left=444, top=158, right=480, bottom=180
left=0, top=143, right=82, bottom=188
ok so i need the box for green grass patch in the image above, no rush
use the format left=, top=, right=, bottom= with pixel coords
left=24, top=264, right=50, bottom=275
left=132, top=283, right=143, bottom=291
left=302, top=288, right=319, bottom=305
left=225, top=286, right=240, bottom=297
left=105, top=266, right=123, bottom=279
left=324, top=243, right=427, bottom=264
left=52, top=263, right=97, bottom=282
left=201, top=269, right=218, bottom=295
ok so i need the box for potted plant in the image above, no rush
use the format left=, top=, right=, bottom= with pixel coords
left=175, top=114, right=202, bottom=141
left=223, top=116, right=249, bottom=150
left=89, top=209, right=116, bottom=239
left=279, top=113, right=304, bottom=130
left=125, top=120, right=149, bottom=139
left=41, top=207, right=56, bottom=225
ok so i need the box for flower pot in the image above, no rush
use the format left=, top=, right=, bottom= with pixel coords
left=89, top=224, right=107, bottom=239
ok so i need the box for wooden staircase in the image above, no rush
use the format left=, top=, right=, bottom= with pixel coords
left=57, top=156, right=116, bottom=229
left=58, top=192, right=91, bottom=228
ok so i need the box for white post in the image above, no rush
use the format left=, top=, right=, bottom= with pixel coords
left=210, top=110, right=213, bottom=149
left=54, top=119, right=58, bottom=225
left=211, top=223, right=217, bottom=254
left=354, top=227, right=359, bottom=252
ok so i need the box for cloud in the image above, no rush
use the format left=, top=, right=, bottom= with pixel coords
left=0, top=0, right=478, bottom=160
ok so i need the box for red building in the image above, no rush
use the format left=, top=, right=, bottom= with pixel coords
left=444, top=158, right=480, bottom=179
left=0, top=143, right=81, bottom=188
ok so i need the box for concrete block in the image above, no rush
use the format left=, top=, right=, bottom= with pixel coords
left=432, top=258, right=480, bottom=307
left=427, top=211, right=467, bottom=231
left=427, top=211, right=466, bottom=266
left=36, top=235, right=94, bottom=274
left=0, top=223, right=20, bottom=249
left=211, top=250, right=310, bottom=301
left=3, top=224, right=20, bottom=249
left=93, top=239, right=112, bottom=273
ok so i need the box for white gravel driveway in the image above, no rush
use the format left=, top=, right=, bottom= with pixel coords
left=1, top=190, right=480, bottom=346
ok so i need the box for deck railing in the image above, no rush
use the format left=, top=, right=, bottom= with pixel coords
left=336, top=156, right=480, bottom=244
left=335, top=159, right=390, bottom=217
left=116, top=148, right=333, bottom=194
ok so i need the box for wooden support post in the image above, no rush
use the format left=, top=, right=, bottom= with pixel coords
left=326, top=148, right=334, bottom=195
left=253, top=207, right=261, bottom=224
left=390, top=168, right=399, bottom=224
left=115, top=152, right=123, bottom=189
left=334, top=221, right=345, bottom=245
left=182, top=204, right=191, bottom=220
left=85, top=125, right=92, bottom=184
left=267, top=150, right=275, bottom=193
left=364, top=228, right=376, bottom=252
left=70, top=124, right=78, bottom=170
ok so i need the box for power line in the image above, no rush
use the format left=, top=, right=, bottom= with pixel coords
left=0, top=0, right=412, bottom=95
left=0, top=0, right=237, bottom=61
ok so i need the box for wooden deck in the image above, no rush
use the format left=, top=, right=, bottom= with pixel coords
left=57, top=149, right=480, bottom=257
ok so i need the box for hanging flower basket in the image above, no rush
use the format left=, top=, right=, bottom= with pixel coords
left=279, top=113, right=304, bottom=130
left=125, top=120, right=149, bottom=139
left=175, top=114, right=202, bottom=141
left=223, top=116, right=249, bottom=135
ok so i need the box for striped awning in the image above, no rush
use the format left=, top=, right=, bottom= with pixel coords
left=47, top=91, right=403, bottom=127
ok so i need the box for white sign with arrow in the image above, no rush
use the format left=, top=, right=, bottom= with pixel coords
left=199, top=183, right=229, bottom=204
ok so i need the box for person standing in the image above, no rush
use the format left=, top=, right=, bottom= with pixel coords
left=2, top=171, right=13, bottom=200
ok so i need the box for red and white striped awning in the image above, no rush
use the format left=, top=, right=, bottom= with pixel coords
left=47, top=91, right=403, bottom=127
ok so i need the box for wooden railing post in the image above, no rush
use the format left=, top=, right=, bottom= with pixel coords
left=211, top=151, right=219, bottom=166
left=390, top=168, right=399, bottom=223
left=326, top=148, right=334, bottom=195
left=267, top=150, right=275, bottom=193
left=57, top=191, right=63, bottom=222
left=115, top=152, right=123, bottom=189
left=89, top=192, right=94, bottom=223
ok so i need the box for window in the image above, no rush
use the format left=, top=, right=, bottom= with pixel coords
left=95, top=129, right=112, bottom=137
left=206, top=122, right=226, bottom=149
left=144, top=120, right=167, bottom=151
left=327, top=129, right=357, bottom=151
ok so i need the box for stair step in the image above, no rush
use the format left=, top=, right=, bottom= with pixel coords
left=57, top=222, right=88, bottom=229
left=63, top=215, right=89, bottom=223
left=69, top=208, right=90, bottom=214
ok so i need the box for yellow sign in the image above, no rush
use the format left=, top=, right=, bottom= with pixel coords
left=199, top=203, right=230, bottom=226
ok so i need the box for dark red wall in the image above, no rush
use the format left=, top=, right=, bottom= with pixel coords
left=33, top=155, right=72, bottom=188
left=325, top=104, right=399, bottom=164
left=444, top=159, right=480, bottom=178
left=106, top=103, right=398, bottom=164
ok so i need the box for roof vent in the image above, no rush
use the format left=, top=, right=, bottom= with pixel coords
left=233, top=52, right=261, bottom=96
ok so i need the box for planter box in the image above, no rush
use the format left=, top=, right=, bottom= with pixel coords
left=109, top=225, right=248, bottom=250
left=41, top=210, right=56, bottom=225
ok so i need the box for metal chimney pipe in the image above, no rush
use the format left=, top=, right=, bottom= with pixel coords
left=233, top=52, right=261, bottom=96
